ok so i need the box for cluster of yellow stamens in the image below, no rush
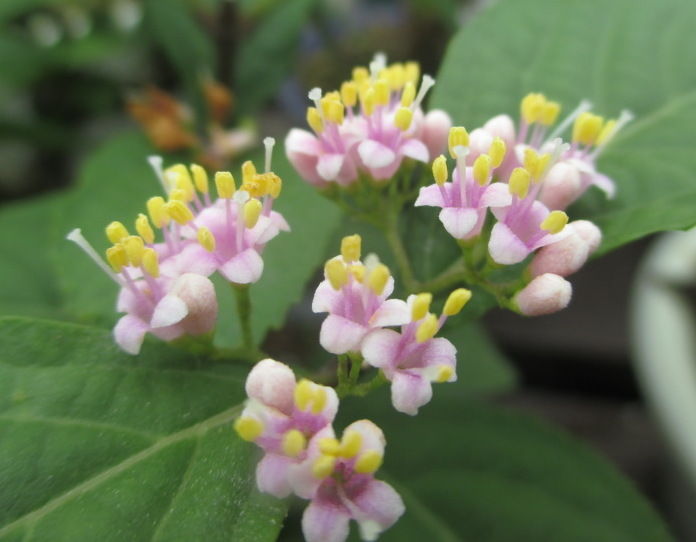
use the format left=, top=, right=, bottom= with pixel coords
left=520, top=93, right=561, bottom=126
left=410, top=288, right=471, bottom=344
left=104, top=220, right=160, bottom=277
left=572, top=112, right=618, bottom=146
left=324, top=235, right=391, bottom=296
left=437, top=126, right=507, bottom=186
left=313, top=429, right=382, bottom=479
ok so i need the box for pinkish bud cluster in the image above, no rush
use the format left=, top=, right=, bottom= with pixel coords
left=235, top=359, right=404, bottom=542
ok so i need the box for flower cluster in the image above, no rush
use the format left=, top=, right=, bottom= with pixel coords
left=286, top=53, right=451, bottom=187
left=235, top=359, right=405, bottom=542
left=67, top=138, right=289, bottom=354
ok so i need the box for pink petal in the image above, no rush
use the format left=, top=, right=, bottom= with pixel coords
left=483, top=114, right=516, bottom=146
left=285, top=128, right=326, bottom=187
left=160, top=242, right=218, bottom=278
left=391, top=371, right=433, bottom=415
left=439, top=207, right=480, bottom=239
left=414, top=184, right=447, bottom=207
left=220, top=248, right=264, bottom=284
left=369, top=298, right=410, bottom=328
left=488, top=222, right=532, bottom=265
left=319, top=314, right=368, bottom=354
left=289, top=426, right=336, bottom=499
left=317, top=153, right=346, bottom=181
left=480, top=182, right=513, bottom=208
left=592, top=172, right=616, bottom=198
left=352, top=480, right=405, bottom=541
left=302, top=499, right=351, bottom=542
left=311, top=280, right=341, bottom=314
left=150, top=294, right=188, bottom=328
left=361, top=328, right=401, bottom=370
left=400, top=139, right=429, bottom=162
left=420, top=337, right=457, bottom=373
left=113, top=314, right=149, bottom=355
left=358, top=139, right=397, bottom=169
left=343, top=420, right=385, bottom=455
left=245, top=358, right=296, bottom=413
left=256, top=453, right=294, bottom=498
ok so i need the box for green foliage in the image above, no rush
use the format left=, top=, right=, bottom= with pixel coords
left=431, top=0, right=696, bottom=254
left=0, top=317, right=285, bottom=542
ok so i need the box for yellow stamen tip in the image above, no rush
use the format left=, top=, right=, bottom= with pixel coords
left=473, top=154, right=492, bottom=185
left=311, top=386, right=327, bottom=414
left=361, top=87, right=376, bottom=116
left=312, top=454, right=337, bottom=479
left=489, top=137, right=507, bottom=168
left=197, top=226, right=216, bottom=252
left=404, top=62, right=420, bottom=85
left=508, top=167, right=531, bottom=198
left=325, top=258, right=348, bottom=290
left=352, top=66, right=369, bottom=83
left=520, top=92, right=546, bottom=124
left=354, top=450, right=383, bottom=474
left=321, top=96, right=345, bottom=124
left=105, top=244, right=127, bottom=272
left=294, top=379, right=314, bottom=411
left=367, top=263, right=390, bottom=296
left=142, top=247, right=159, bottom=277
left=411, top=292, right=432, bottom=321
left=234, top=417, right=263, bottom=442
left=105, top=221, right=129, bottom=244
left=243, top=198, right=263, bottom=229
left=307, top=106, right=324, bottom=133
left=443, top=288, right=472, bottom=316
left=339, top=430, right=362, bottom=459
left=572, top=112, right=604, bottom=146
left=340, top=81, right=358, bottom=108
left=540, top=210, right=568, bottom=234
left=123, top=235, right=145, bottom=266
left=432, top=154, right=448, bottom=185
left=400, top=81, right=416, bottom=107
left=165, top=200, right=194, bottom=225
left=435, top=365, right=454, bottom=383
left=319, top=437, right=341, bottom=456
left=374, top=80, right=390, bottom=106
left=147, top=196, right=169, bottom=228
left=135, top=213, right=155, bottom=244
left=596, top=119, right=617, bottom=145
left=350, top=263, right=365, bottom=283
left=448, top=126, right=469, bottom=158
left=190, top=163, right=209, bottom=194
left=541, top=101, right=561, bottom=125
left=394, top=106, right=413, bottom=131
left=166, top=164, right=195, bottom=201
left=341, top=234, right=362, bottom=262
left=281, top=429, right=307, bottom=458
left=215, top=171, right=236, bottom=199
left=416, top=313, right=438, bottom=343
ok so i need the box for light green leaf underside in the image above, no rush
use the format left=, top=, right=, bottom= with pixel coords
left=0, top=317, right=285, bottom=542
left=432, top=0, right=696, bottom=254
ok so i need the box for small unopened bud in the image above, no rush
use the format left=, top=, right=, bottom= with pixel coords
left=538, top=162, right=582, bottom=210
left=530, top=230, right=589, bottom=278
left=171, top=273, right=218, bottom=335
left=245, top=358, right=296, bottom=414
left=514, top=273, right=572, bottom=316
left=422, top=109, right=452, bottom=159
left=571, top=219, right=602, bottom=254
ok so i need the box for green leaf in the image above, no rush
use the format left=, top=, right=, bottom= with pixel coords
left=431, top=0, right=696, bottom=254
left=0, top=317, right=285, bottom=542
left=0, top=194, right=66, bottom=318
left=339, top=393, right=671, bottom=542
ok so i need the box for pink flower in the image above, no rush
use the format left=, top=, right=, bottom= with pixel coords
left=286, top=54, right=450, bottom=186
left=290, top=420, right=405, bottom=542
left=529, top=219, right=602, bottom=277
left=361, top=289, right=471, bottom=415
left=234, top=359, right=339, bottom=498
left=312, top=235, right=410, bottom=355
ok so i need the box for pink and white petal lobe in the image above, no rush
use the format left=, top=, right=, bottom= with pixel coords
left=489, top=222, right=533, bottom=265
left=352, top=479, right=406, bottom=541
left=289, top=426, right=335, bottom=499
left=220, top=248, right=264, bottom=284
left=344, top=420, right=385, bottom=455
left=150, top=294, right=188, bottom=328
left=415, top=183, right=448, bottom=207
left=480, top=183, right=513, bottom=208
left=399, top=138, right=429, bottom=163
left=369, top=298, right=410, bottom=328
left=302, top=499, right=351, bottom=542
left=318, top=385, right=340, bottom=422
left=358, top=140, right=397, bottom=170
left=391, top=371, right=433, bottom=415
left=320, top=314, right=368, bottom=354
left=311, top=280, right=342, bottom=314
left=439, top=207, right=480, bottom=239
left=317, top=153, right=346, bottom=181
left=285, top=129, right=326, bottom=187
left=361, top=328, right=402, bottom=370
left=162, top=243, right=219, bottom=278
left=591, top=172, right=616, bottom=198
left=113, top=315, right=150, bottom=355
left=420, top=337, right=457, bottom=375
left=256, top=453, right=294, bottom=498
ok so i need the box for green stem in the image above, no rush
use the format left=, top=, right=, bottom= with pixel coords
left=382, top=209, right=419, bottom=293
left=232, top=284, right=254, bottom=350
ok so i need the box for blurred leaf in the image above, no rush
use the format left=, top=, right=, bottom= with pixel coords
left=339, top=393, right=670, bottom=542
left=235, top=0, right=316, bottom=113
left=432, top=0, right=696, bottom=254
left=0, top=194, right=66, bottom=318
left=0, top=317, right=285, bottom=542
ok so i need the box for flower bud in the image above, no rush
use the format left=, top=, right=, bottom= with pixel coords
left=483, top=114, right=515, bottom=146
left=530, top=229, right=588, bottom=278
left=514, top=273, right=572, bottom=316
left=421, top=109, right=452, bottom=160
left=171, top=273, right=218, bottom=335
left=571, top=219, right=602, bottom=254
left=245, top=358, right=296, bottom=414
left=538, top=162, right=582, bottom=210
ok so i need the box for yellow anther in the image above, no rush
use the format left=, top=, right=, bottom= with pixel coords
left=340, top=81, right=358, bottom=108
left=307, top=106, right=324, bottom=133
left=135, top=213, right=155, bottom=244
left=234, top=417, right=263, bottom=442
left=352, top=66, right=369, bottom=83
left=520, top=92, right=546, bottom=124
left=294, top=379, right=314, bottom=411
left=241, top=160, right=257, bottom=184
left=341, top=234, right=361, bottom=262
left=508, top=167, right=531, bottom=198
left=319, top=437, right=341, bottom=456
left=411, top=293, right=432, bottom=321
left=312, top=454, right=336, bottom=479
left=473, top=154, right=492, bottom=185
left=190, top=163, right=209, bottom=194
left=523, top=149, right=551, bottom=180
left=489, top=137, right=507, bottom=168
left=165, top=164, right=194, bottom=201
left=394, top=107, right=413, bottom=131
left=400, top=81, right=416, bottom=107
left=311, top=386, right=327, bottom=414
left=435, top=365, right=454, bottom=383
left=448, top=126, right=470, bottom=158
left=361, top=87, right=376, bottom=116
left=147, top=196, right=169, bottom=228
left=432, top=155, right=448, bottom=185
left=165, top=200, right=194, bottom=225
left=105, top=221, right=129, bottom=244
left=321, top=96, right=344, bottom=124
left=416, top=313, right=439, bottom=343
left=374, top=80, right=390, bottom=106
left=390, top=63, right=406, bottom=89
left=141, top=247, right=159, bottom=277
left=324, top=90, right=340, bottom=102
left=443, top=288, right=472, bottom=316
left=215, top=171, right=236, bottom=198
left=241, top=180, right=264, bottom=199
left=325, top=259, right=348, bottom=290
left=123, top=235, right=145, bottom=266
left=596, top=119, right=617, bottom=145
left=243, top=198, right=263, bottom=229
left=105, top=244, right=128, bottom=272
left=540, top=101, right=561, bottom=125
left=282, top=429, right=307, bottom=458
left=169, top=188, right=187, bottom=202
left=350, top=263, right=365, bottom=283
left=404, top=61, right=420, bottom=85
left=572, top=112, right=604, bottom=146
left=540, top=210, right=568, bottom=234
left=339, top=430, right=362, bottom=459
left=263, top=172, right=282, bottom=198
left=354, top=450, right=383, bottom=474
left=197, top=226, right=216, bottom=252
left=367, top=264, right=390, bottom=295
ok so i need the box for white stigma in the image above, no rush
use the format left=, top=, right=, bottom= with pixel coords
left=66, top=228, right=124, bottom=286
left=413, top=74, right=435, bottom=110
left=147, top=155, right=168, bottom=194
left=263, top=137, right=275, bottom=172
left=233, top=190, right=250, bottom=206
left=369, top=52, right=387, bottom=80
